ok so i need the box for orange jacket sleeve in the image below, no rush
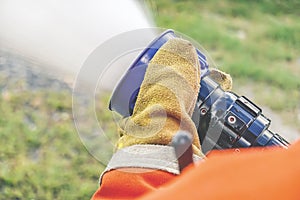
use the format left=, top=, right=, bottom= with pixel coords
left=92, top=140, right=300, bottom=200
left=91, top=168, right=176, bottom=200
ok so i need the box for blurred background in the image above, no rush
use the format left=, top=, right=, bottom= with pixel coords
left=0, top=0, right=299, bottom=199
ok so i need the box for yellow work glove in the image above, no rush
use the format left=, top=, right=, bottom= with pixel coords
left=116, top=38, right=203, bottom=156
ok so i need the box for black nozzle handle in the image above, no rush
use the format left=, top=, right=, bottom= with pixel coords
left=171, top=131, right=194, bottom=173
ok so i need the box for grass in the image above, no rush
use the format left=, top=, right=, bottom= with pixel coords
left=148, top=0, right=300, bottom=129
left=0, top=90, right=105, bottom=199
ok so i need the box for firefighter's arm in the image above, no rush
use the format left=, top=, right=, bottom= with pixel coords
left=92, top=38, right=203, bottom=199
left=92, top=37, right=233, bottom=200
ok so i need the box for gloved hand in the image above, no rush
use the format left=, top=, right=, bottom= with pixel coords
left=92, top=37, right=234, bottom=200
left=116, top=38, right=204, bottom=156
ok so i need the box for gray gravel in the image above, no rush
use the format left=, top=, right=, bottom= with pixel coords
left=0, top=49, right=71, bottom=92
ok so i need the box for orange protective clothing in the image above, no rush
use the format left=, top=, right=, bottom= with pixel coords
left=92, top=140, right=300, bottom=200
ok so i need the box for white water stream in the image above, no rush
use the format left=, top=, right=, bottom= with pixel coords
left=0, top=0, right=155, bottom=86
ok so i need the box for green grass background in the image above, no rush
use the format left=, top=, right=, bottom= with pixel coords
left=148, top=0, right=300, bottom=127
left=0, top=90, right=104, bottom=199
left=1, top=0, right=299, bottom=199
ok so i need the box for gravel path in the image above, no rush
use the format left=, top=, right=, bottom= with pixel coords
left=0, top=49, right=71, bottom=92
